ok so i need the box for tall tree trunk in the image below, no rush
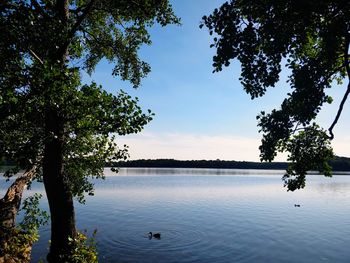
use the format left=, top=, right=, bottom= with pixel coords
left=43, top=1, right=77, bottom=261
left=43, top=108, right=77, bottom=262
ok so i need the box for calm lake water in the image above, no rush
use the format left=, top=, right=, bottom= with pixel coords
left=2, top=168, right=350, bottom=262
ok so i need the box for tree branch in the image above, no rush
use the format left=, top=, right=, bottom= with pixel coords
left=68, top=0, right=96, bottom=41
left=328, top=34, right=350, bottom=140
left=82, top=29, right=115, bottom=51
left=56, top=0, right=69, bottom=20
left=59, top=0, right=96, bottom=57
left=0, top=165, right=39, bottom=229
left=29, top=48, right=44, bottom=65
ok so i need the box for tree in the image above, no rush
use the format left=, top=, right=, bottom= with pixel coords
left=1, top=168, right=48, bottom=263
left=0, top=0, right=179, bottom=261
left=0, top=167, right=37, bottom=263
left=201, top=0, right=350, bottom=190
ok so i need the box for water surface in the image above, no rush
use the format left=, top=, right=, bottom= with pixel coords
left=2, top=168, right=350, bottom=262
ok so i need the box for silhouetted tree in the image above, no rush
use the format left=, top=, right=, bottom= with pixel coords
left=0, top=0, right=179, bottom=261
left=201, top=0, right=350, bottom=190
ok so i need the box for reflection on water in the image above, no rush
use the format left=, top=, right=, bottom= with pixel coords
left=112, top=167, right=287, bottom=176
left=2, top=168, right=350, bottom=262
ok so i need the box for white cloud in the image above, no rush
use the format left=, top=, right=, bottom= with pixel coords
left=332, top=135, right=350, bottom=157
left=117, top=132, right=288, bottom=162
left=116, top=131, right=350, bottom=162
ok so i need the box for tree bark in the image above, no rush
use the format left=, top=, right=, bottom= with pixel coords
left=0, top=166, right=37, bottom=263
left=43, top=108, right=77, bottom=262
left=43, top=1, right=78, bottom=261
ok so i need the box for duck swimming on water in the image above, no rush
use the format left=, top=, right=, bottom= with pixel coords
left=148, top=232, right=161, bottom=239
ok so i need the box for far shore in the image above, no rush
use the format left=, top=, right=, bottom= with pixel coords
left=2, top=156, right=350, bottom=174
left=111, top=157, right=350, bottom=172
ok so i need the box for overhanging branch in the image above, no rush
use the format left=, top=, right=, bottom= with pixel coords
left=328, top=34, right=350, bottom=140
left=65, top=0, right=96, bottom=45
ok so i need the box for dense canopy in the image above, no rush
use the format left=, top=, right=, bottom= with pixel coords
left=202, top=0, right=350, bottom=190
left=0, top=0, right=178, bottom=261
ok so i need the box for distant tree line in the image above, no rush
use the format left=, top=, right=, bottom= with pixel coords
left=3, top=157, right=350, bottom=171
left=112, top=157, right=350, bottom=172
left=329, top=157, right=350, bottom=172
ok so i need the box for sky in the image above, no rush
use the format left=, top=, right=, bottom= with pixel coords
left=84, top=0, right=350, bottom=162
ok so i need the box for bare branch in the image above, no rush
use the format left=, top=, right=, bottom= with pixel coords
left=328, top=82, right=350, bottom=140
left=328, top=34, right=350, bottom=140
left=29, top=48, right=44, bottom=65
left=292, top=121, right=302, bottom=134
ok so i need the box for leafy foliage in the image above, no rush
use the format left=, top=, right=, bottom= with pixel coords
left=1, top=194, right=49, bottom=261
left=19, top=194, right=49, bottom=232
left=0, top=0, right=178, bottom=198
left=67, top=230, right=98, bottom=263
left=282, top=124, right=333, bottom=191
left=202, top=0, right=350, bottom=190
left=1, top=1, right=178, bottom=259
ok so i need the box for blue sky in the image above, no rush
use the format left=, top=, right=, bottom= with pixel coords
left=85, top=0, right=350, bottom=161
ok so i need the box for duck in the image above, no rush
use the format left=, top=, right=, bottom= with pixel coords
left=148, top=232, right=161, bottom=239
left=294, top=204, right=301, bottom=207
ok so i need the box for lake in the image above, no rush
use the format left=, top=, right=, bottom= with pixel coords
left=2, top=168, right=350, bottom=262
